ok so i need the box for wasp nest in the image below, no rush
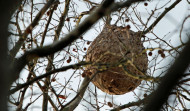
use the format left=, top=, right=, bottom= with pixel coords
left=84, top=25, right=148, bottom=95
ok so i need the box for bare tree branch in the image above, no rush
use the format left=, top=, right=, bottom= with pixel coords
left=111, top=0, right=146, bottom=12
left=61, top=70, right=102, bottom=111
left=143, top=0, right=182, bottom=34
left=110, top=97, right=146, bottom=111
left=9, top=0, right=56, bottom=58
left=144, top=34, right=190, bottom=111
left=42, top=1, right=71, bottom=110
left=9, top=61, right=90, bottom=94
left=61, top=77, right=91, bottom=111
left=55, top=0, right=70, bottom=39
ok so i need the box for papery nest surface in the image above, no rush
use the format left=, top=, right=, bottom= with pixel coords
left=84, top=25, right=148, bottom=95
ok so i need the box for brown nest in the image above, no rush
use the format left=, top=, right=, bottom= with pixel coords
left=84, top=25, right=148, bottom=95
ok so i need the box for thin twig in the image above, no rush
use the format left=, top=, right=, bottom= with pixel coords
left=144, top=34, right=190, bottom=111
left=9, top=61, right=90, bottom=94
left=9, top=0, right=56, bottom=58
left=143, top=0, right=182, bottom=34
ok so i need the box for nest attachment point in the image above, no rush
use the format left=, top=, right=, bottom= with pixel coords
left=84, top=25, right=148, bottom=95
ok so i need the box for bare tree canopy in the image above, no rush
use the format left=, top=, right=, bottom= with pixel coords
left=0, top=0, right=189, bottom=111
